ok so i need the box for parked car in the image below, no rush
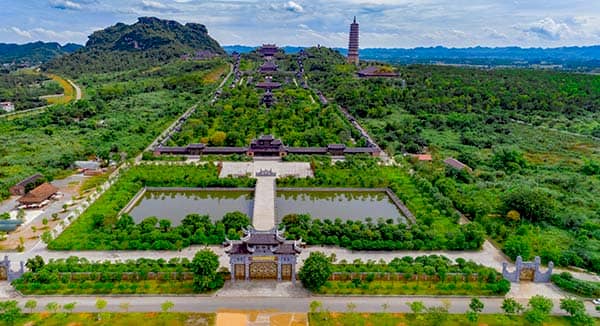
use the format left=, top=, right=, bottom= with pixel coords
left=592, top=299, right=600, bottom=305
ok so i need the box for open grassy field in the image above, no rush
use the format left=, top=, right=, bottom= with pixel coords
left=0, top=312, right=215, bottom=326
left=309, top=312, right=599, bottom=326
left=45, top=74, right=75, bottom=105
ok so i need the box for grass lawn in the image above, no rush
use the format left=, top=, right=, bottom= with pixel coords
left=309, top=312, right=599, bottom=326
left=45, top=73, right=76, bottom=105
left=15, top=280, right=195, bottom=295
left=1, top=312, right=215, bottom=326
left=318, top=280, right=505, bottom=296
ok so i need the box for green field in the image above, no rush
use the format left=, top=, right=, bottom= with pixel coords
left=0, top=312, right=215, bottom=326
left=0, top=59, right=227, bottom=200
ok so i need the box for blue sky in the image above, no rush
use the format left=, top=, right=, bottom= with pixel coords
left=1, top=0, right=599, bottom=48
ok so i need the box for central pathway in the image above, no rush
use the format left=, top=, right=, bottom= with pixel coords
left=4, top=296, right=600, bottom=317
left=252, top=177, right=276, bottom=230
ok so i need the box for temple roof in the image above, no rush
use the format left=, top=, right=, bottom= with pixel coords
left=224, top=226, right=302, bottom=256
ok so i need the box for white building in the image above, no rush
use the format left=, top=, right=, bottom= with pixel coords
left=0, top=102, right=15, bottom=112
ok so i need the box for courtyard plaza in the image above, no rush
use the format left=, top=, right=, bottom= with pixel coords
left=1, top=158, right=599, bottom=306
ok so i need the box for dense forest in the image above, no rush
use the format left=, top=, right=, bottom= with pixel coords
left=0, top=59, right=227, bottom=200
left=170, top=84, right=356, bottom=147
left=304, top=48, right=600, bottom=272
left=0, top=41, right=81, bottom=64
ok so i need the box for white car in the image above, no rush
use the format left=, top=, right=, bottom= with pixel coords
left=592, top=299, right=600, bottom=305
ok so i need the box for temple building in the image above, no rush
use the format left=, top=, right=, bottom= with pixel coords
left=259, top=61, right=278, bottom=73
left=224, top=227, right=302, bottom=282
left=154, top=135, right=381, bottom=157
left=347, top=17, right=359, bottom=65
left=256, top=76, right=281, bottom=90
left=261, top=90, right=275, bottom=107
left=259, top=44, right=279, bottom=58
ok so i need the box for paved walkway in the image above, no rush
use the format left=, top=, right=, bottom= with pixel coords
left=220, top=161, right=312, bottom=178
left=2, top=295, right=599, bottom=317
left=253, top=177, right=276, bottom=230
left=216, top=281, right=309, bottom=298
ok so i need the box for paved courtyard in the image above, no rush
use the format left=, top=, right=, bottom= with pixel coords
left=220, top=160, right=312, bottom=178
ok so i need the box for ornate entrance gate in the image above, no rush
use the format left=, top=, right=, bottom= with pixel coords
left=0, top=266, right=7, bottom=281
left=224, top=227, right=303, bottom=284
left=250, top=262, right=277, bottom=279
left=519, top=268, right=535, bottom=281
left=234, top=264, right=245, bottom=280
left=281, top=264, right=292, bottom=281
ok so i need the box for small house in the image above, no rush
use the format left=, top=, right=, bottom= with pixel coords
left=0, top=102, right=15, bottom=113
left=17, top=182, right=59, bottom=207
left=444, top=157, right=472, bottom=172
left=9, top=174, right=44, bottom=196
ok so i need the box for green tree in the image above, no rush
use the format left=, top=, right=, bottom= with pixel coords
left=190, top=249, right=222, bottom=292
left=524, top=295, right=553, bottom=325
left=424, top=304, right=449, bottom=326
left=501, top=298, right=524, bottom=315
left=41, top=231, right=53, bottom=244
left=502, top=187, right=556, bottom=223
left=408, top=301, right=425, bottom=314
left=63, top=302, right=76, bottom=313
left=222, top=211, right=250, bottom=234
left=210, top=131, right=227, bottom=146
left=24, top=299, right=37, bottom=313
left=25, top=255, right=45, bottom=272
left=0, top=300, right=22, bottom=325
left=45, top=302, right=60, bottom=314
left=467, top=297, right=484, bottom=322
left=299, top=252, right=332, bottom=291
left=161, top=300, right=174, bottom=313
left=95, top=298, right=108, bottom=321
left=503, top=235, right=532, bottom=260
left=560, top=298, right=594, bottom=326
left=309, top=300, right=323, bottom=313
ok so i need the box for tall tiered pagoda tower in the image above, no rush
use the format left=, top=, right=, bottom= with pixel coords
left=347, top=16, right=359, bottom=65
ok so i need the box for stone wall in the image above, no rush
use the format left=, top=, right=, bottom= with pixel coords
left=502, top=256, right=553, bottom=283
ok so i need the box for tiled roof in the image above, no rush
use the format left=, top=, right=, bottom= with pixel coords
left=18, top=182, right=59, bottom=204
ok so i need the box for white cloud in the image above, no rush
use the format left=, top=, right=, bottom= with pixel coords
left=49, top=0, right=83, bottom=10
left=284, top=1, right=304, bottom=13
left=141, top=0, right=168, bottom=10
left=11, top=27, right=32, bottom=39
left=520, top=17, right=573, bottom=40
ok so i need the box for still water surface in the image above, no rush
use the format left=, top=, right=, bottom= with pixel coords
left=128, top=190, right=254, bottom=225
left=276, top=190, right=405, bottom=223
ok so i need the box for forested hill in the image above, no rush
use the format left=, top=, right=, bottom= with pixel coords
left=44, top=17, right=224, bottom=76
left=0, top=41, right=82, bottom=64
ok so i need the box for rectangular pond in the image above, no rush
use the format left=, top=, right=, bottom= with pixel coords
left=127, top=190, right=254, bottom=225
left=275, top=190, right=406, bottom=224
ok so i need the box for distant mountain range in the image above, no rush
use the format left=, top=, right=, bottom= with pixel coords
left=0, top=41, right=82, bottom=64
left=224, top=45, right=600, bottom=68
left=44, top=17, right=224, bottom=75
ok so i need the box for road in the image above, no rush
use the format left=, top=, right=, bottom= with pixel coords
left=0, top=77, right=83, bottom=119
left=6, top=296, right=600, bottom=316
left=67, top=78, right=83, bottom=101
